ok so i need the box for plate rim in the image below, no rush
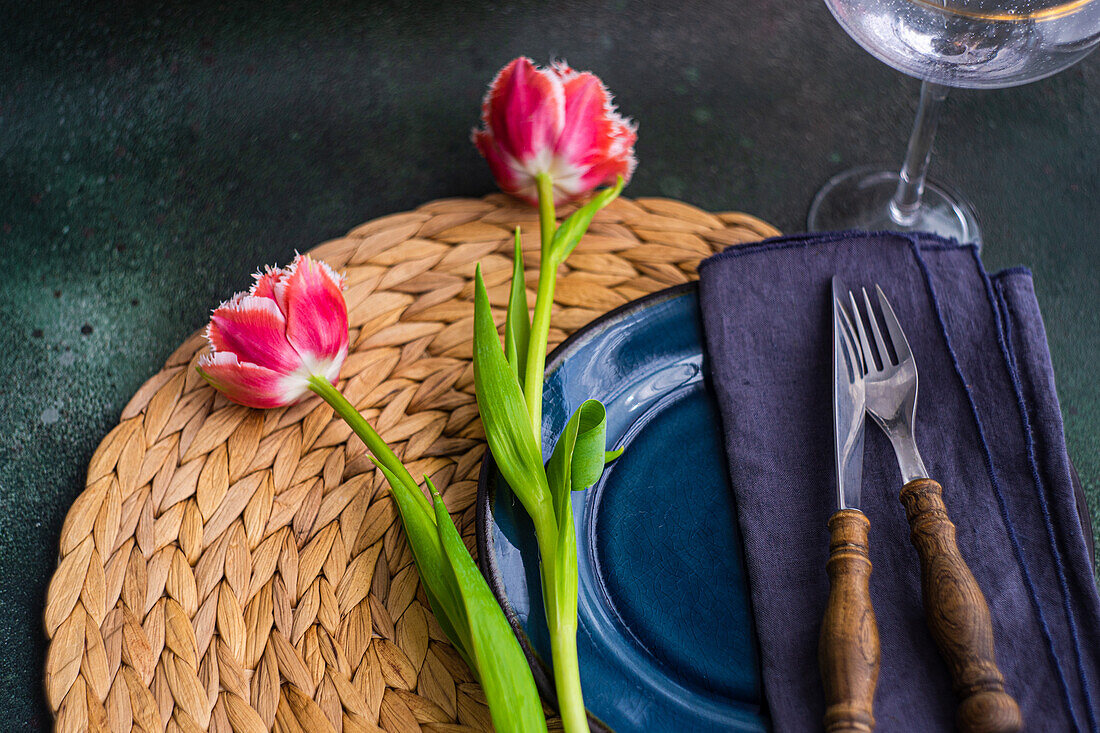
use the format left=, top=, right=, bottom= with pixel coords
left=475, top=282, right=699, bottom=731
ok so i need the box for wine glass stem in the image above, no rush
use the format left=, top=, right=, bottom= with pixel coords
left=889, top=80, right=949, bottom=227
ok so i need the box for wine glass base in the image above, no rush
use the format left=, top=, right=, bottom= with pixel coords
left=807, top=166, right=981, bottom=247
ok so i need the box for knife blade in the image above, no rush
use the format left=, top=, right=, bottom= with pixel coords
left=819, top=276, right=880, bottom=733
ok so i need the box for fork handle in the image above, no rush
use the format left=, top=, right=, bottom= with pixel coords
left=900, top=478, right=1022, bottom=733
left=820, top=509, right=879, bottom=733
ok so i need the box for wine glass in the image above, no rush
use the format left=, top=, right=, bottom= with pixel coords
left=807, top=0, right=1100, bottom=246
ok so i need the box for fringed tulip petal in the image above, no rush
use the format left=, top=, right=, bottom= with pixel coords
left=207, top=294, right=302, bottom=375
left=576, top=151, right=637, bottom=194
left=555, top=72, right=613, bottom=165
left=197, top=352, right=309, bottom=409
left=486, top=58, right=564, bottom=168
left=251, top=268, right=285, bottom=304
left=280, top=255, right=349, bottom=364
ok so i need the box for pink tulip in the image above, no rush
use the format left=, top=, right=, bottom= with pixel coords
left=473, top=57, right=637, bottom=206
left=197, top=254, right=349, bottom=409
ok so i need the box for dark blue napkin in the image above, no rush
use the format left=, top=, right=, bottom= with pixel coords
left=698, top=231, right=1100, bottom=731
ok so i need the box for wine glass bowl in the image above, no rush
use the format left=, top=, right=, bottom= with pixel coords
left=828, top=0, right=1100, bottom=88
left=809, top=0, right=1100, bottom=245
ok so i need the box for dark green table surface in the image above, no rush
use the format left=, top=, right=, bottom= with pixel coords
left=3, top=1, right=1097, bottom=727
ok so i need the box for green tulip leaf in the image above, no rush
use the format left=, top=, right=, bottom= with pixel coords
left=429, top=478, right=548, bottom=733
left=548, top=399, right=611, bottom=499
left=371, top=459, right=475, bottom=668
left=472, top=265, right=555, bottom=536
left=548, top=176, right=625, bottom=266
left=504, top=229, right=530, bottom=386
left=547, top=398, right=609, bottom=539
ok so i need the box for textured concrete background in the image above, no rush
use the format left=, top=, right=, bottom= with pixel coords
left=2, top=1, right=1097, bottom=727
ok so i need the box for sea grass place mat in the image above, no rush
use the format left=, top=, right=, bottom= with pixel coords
left=42, top=194, right=780, bottom=733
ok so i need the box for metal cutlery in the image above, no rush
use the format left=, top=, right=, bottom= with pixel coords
left=848, top=283, right=1022, bottom=733
left=819, top=276, right=880, bottom=733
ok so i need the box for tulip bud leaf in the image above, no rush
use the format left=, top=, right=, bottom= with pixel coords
left=429, top=478, right=548, bottom=732
left=548, top=176, right=625, bottom=266
left=472, top=265, right=555, bottom=537
left=567, top=400, right=611, bottom=492
left=547, top=399, right=611, bottom=531
left=504, top=229, right=530, bottom=387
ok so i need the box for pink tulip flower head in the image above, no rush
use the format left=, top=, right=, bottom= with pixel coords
left=197, top=254, right=349, bottom=409
left=473, top=57, right=637, bottom=206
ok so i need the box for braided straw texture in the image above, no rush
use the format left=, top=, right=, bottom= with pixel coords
left=43, top=194, right=780, bottom=732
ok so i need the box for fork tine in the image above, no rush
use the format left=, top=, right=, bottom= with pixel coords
left=848, top=290, right=876, bottom=373
left=863, top=287, right=893, bottom=367
left=834, top=296, right=864, bottom=376
left=875, top=284, right=913, bottom=363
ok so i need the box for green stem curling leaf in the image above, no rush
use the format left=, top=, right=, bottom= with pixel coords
left=546, top=400, right=611, bottom=531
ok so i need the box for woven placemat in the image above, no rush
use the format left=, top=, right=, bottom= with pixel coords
left=43, top=194, right=780, bottom=733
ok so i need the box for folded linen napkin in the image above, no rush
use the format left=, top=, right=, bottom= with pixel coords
left=698, top=231, right=1100, bottom=731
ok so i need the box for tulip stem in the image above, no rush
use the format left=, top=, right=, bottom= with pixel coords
left=536, top=172, right=556, bottom=252
left=550, top=616, right=588, bottom=733
left=523, top=172, right=558, bottom=442
left=307, top=375, right=433, bottom=516
left=541, top=551, right=588, bottom=733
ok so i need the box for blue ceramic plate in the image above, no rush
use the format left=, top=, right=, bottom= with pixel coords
left=476, top=284, right=768, bottom=732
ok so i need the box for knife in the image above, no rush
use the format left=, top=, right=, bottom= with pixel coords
left=820, top=277, right=880, bottom=733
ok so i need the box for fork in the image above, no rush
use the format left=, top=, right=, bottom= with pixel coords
left=850, top=284, right=1022, bottom=733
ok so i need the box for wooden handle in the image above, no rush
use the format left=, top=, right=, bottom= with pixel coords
left=900, top=478, right=1023, bottom=733
left=820, top=509, right=880, bottom=733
